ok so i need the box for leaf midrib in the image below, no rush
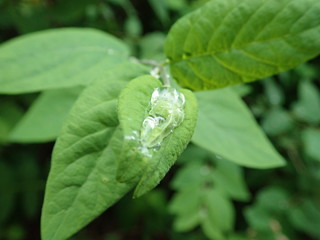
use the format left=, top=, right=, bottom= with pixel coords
left=48, top=127, right=118, bottom=240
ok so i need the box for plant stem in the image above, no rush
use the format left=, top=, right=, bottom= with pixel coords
left=131, top=58, right=171, bottom=86
left=159, top=64, right=171, bottom=86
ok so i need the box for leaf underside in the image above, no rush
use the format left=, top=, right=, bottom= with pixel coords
left=165, top=0, right=320, bottom=90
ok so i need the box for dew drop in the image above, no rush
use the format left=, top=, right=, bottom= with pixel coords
left=150, top=67, right=160, bottom=79
left=140, top=87, right=186, bottom=154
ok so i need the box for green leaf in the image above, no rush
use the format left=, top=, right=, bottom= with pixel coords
left=261, top=107, right=294, bottom=136
left=294, top=63, right=319, bottom=81
left=170, top=145, right=239, bottom=239
left=117, top=75, right=162, bottom=182
left=202, top=189, right=235, bottom=232
left=302, top=128, right=320, bottom=162
left=289, top=198, right=320, bottom=238
left=171, top=162, right=207, bottom=190
left=245, top=187, right=289, bottom=231
left=170, top=186, right=235, bottom=239
left=211, top=156, right=250, bottom=201
left=263, top=78, right=284, bottom=106
left=245, top=206, right=272, bottom=231
left=10, top=87, right=83, bottom=143
left=139, top=32, right=166, bottom=61
left=0, top=100, right=24, bottom=143
left=169, top=188, right=202, bottom=231
left=0, top=28, right=129, bottom=94
left=117, top=75, right=198, bottom=197
left=292, top=81, right=320, bottom=124
left=192, top=88, right=286, bottom=168
left=256, top=187, right=289, bottom=212
left=124, top=15, right=142, bottom=37
left=148, top=0, right=170, bottom=26
left=165, top=0, right=320, bottom=90
left=41, top=62, right=148, bottom=240
left=174, top=145, right=250, bottom=201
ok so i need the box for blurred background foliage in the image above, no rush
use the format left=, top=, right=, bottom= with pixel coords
left=0, top=0, right=320, bottom=240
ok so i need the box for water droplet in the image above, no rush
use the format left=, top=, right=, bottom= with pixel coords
left=124, top=130, right=139, bottom=141
left=140, top=87, right=185, bottom=154
left=150, top=67, right=160, bottom=79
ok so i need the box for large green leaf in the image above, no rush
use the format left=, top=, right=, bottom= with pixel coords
left=0, top=28, right=129, bottom=94
left=117, top=75, right=198, bottom=197
left=165, top=0, right=320, bottom=90
left=192, top=89, right=286, bottom=168
left=10, top=87, right=83, bottom=143
left=41, top=62, right=148, bottom=240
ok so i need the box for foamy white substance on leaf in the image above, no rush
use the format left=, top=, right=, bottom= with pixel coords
left=139, top=87, right=185, bottom=155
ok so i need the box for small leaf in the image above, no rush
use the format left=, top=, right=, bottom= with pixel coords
left=124, top=15, right=142, bottom=37
left=170, top=145, right=240, bottom=239
left=10, top=87, right=83, bottom=143
left=148, top=0, right=170, bottom=26
left=139, top=32, right=166, bottom=61
left=165, top=0, right=320, bottom=90
left=169, top=188, right=202, bottom=231
left=41, top=62, right=148, bottom=240
left=289, top=198, right=320, bottom=238
left=211, top=156, right=250, bottom=201
left=0, top=100, right=24, bottom=143
left=203, top=189, right=235, bottom=232
left=117, top=75, right=198, bottom=197
left=261, top=107, right=294, bottom=136
left=263, top=78, right=284, bottom=106
left=0, top=28, right=129, bottom=94
left=292, top=81, right=320, bottom=124
left=245, top=187, right=289, bottom=232
left=192, top=88, right=286, bottom=168
left=302, top=128, right=320, bottom=162
left=174, top=145, right=249, bottom=201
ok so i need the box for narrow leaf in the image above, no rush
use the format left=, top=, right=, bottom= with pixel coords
left=0, top=28, right=129, bottom=94
left=192, top=88, right=286, bottom=168
left=165, top=0, right=320, bottom=90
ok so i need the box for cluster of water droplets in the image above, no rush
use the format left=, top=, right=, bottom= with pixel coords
left=140, top=87, right=186, bottom=156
